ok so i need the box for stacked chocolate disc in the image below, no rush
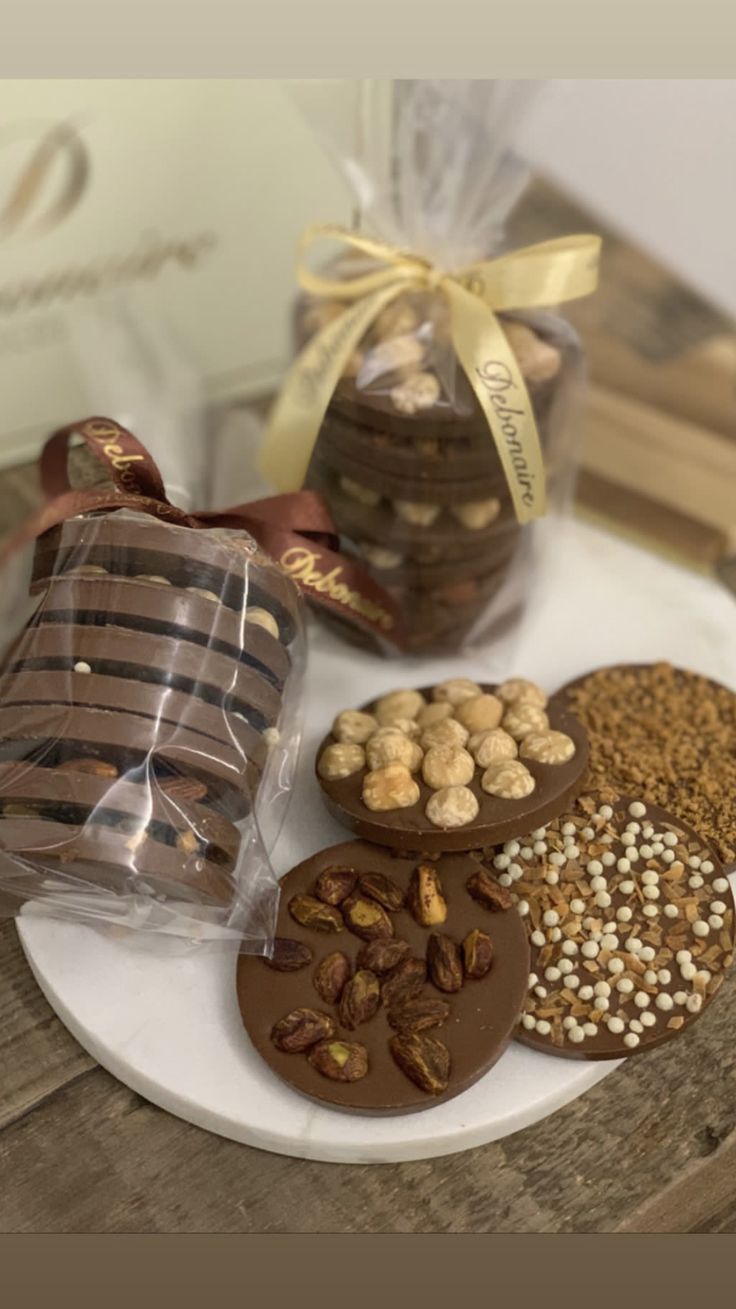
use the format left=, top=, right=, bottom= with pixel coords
left=0, top=513, right=301, bottom=908
left=300, top=301, right=581, bottom=653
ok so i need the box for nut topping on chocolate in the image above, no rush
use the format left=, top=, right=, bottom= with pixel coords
left=271, top=1007, right=336, bottom=1053
left=481, top=760, right=536, bottom=799
left=359, top=871, right=405, bottom=912
left=502, top=703, right=550, bottom=741
left=356, top=937, right=412, bottom=973
left=331, top=709, right=378, bottom=745
left=362, top=763, right=420, bottom=812
left=520, top=730, right=576, bottom=765
left=462, top=929, right=494, bottom=979
left=427, top=933, right=464, bottom=993
left=308, top=1039, right=369, bottom=1082
left=289, top=895, right=344, bottom=934
left=338, top=969, right=381, bottom=1029
left=315, top=867, right=358, bottom=905
left=432, top=678, right=483, bottom=707
left=466, top=868, right=514, bottom=912
left=265, top=939, right=313, bottom=972
left=407, top=863, right=448, bottom=927
left=318, top=742, right=366, bottom=781
left=342, top=894, right=394, bottom=940
left=454, top=694, right=504, bottom=734
left=365, top=729, right=422, bottom=773
left=380, top=956, right=427, bottom=1007
left=387, top=996, right=451, bottom=1034
left=313, top=951, right=352, bottom=1004
left=389, top=1032, right=451, bottom=1094
left=425, top=784, right=479, bottom=829
left=496, top=677, right=548, bottom=708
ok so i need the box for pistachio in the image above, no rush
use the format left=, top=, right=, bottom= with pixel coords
left=462, top=929, right=494, bottom=979
left=338, top=969, right=381, bottom=1029
left=358, top=871, right=405, bottom=912
left=407, top=863, right=448, bottom=927
left=271, top=1007, right=336, bottom=1053
left=427, top=933, right=464, bottom=993
left=308, top=1039, right=369, bottom=1083
left=380, top=956, right=427, bottom=1007
left=389, top=1032, right=451, bottom=1094
left=356, top=937, right=412, bottom=974
left=466, top=867, right=514, bottom=911
left=387, top=996, right=450, bottom=1034
left=314, top=866, right=358, bottom=905
left=265, top=938, right=313, bottom=972
left=288, top=894, right=344, bottom=933
left=313, top=951, right=352, bottom=1004
left=342, top=894, right=394, bottom=941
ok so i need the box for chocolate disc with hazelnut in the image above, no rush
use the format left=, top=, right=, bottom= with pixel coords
left=315, top=682, right=589, bottom=853
left=236, top=840, right=529, bottom=1115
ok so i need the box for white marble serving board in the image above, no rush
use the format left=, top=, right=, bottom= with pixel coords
left=17, top=519, right=736, bottom=1163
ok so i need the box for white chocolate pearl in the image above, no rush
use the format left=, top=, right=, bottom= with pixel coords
left=533, top=840, right=547, bottom=855
left=627, top=847, right=640, bottom=862
left=558, top=958, right=574, bottom=976
left=596, top=997, right=610, bottom=1012
left=608, top=958, right=625, bottom=975
left=562, top=822, right=576, bottom=836
left=688, top=855, right=701, bottom=869
left=73, top=660, right=92, bottom=674
left=662, top=850, right=675, bottom=863
left=590, top=876, right=607, bottom=892
left=686, top=994, right=703, bottom=1014
left=642, top=905, right=659, bottom=918
left=644, top=970, right=658, bottom=986
left=570, top=899, right=586, bottom=915
left=696, top=970, right=711, bottom=984
left=712, top=877, right=728, bottom=892
left=664, top=904, right=679, bottom=918
left=616, top=907, right=633, bottom=923
left=617, top=977, right=634, bottom=994
left=658, top=969, right=672, bottom=985
left=617, top=858, right=631, bottom=874
left=689, top=876, right=704, bottom=890
left=578, top=985, right=594, bottom=1001
left=545, top=870, right=560, bottom=886
left=561, top=940, right=579, bottom=956
left=522, top=1013, right=536, bottom=1029
left=676, top=949, right=692, bottom=963
left=639, top=947, right=656, bottom=962
left=651, top=842, right=664, bottom=855
left=601, top=934, right=619, bottom=952
left=505, top=841, right=520, bottom=856
left=623, top=1033, right=640, bottom=1049
left=692, top=921, right=710, bottom=938
left=601, top=852, right=616, bottom=867
left=531, top=827, right=547, bottom=839
left=593, top=980, right=611, bottom=997
left=534, top=986, right=547, bottom=999
left=550, top=927, right=562, bottom=943
left=643, top=886, right=660, bottom=901
left=663, top=831, right=678, bottom=846
left=562, top=1016, right=577, bottom=1031
left=567, top=975, right=580, bottom=989
left=535, top=1020, right=552, bottom=1035
left=680, top=962, right=697, bottom=980
left=620, top=832, right=636, bottom=847
left=508, top=863, right=523, bottom=880
left=709, top=915, right=724, bottom=930
left=641, top=870, right=659, bottom=886
left=626, top=937, right=643, bottom=953
left=639, top=845, right=654, bottom=860
left=544, top=966, right=562, bottom=982
left=528, top=973, right=538, bottom=988
left=521, top=846, right=533, bottom=860
left=626, top=822, right=641, bottom=834
left=548, top=851, right=565, bottom=867
left=641, top=1011, right=657, bottom=1028
left=587, top=860, right=603, bottom=876
left=566, top=845, right=580, bottom=860
left=634, top=992, right=650, bottom=1009
left=629, top=1019, right=644, bottom=1034
left=581, top=827, right=595, bottom=840
left=607, top=1017, right=625, bottom=1034
left=518, top=900, right=529, bottom=917
left=498, top=874, right=512, bottom=887
left=581, top=941, right=599, bottom=959
left=493, top=853, right=511, bottom=869
left=701, top=860, right=715, bottom=875
left=674, top=991, right=687, bottom=1005
left=629, top=801, right=646, bottom=818
left=582, top=1022, right=598, bottom=1037
left=656, top=993, right=674, bottom=1011
left=595, top=891, right=612, bottom=909
left=567, top=1026, right=585, bottom=1044
left=599, top=805, right=613, bottom=819
left=531, top=930, right=545, bottom=947
left=710, top=901, right=727, bottom=914
left=543, top=909, right=559, bottom=927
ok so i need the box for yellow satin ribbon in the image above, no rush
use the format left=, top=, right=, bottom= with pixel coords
left=260, top=225, right=601, bottom=523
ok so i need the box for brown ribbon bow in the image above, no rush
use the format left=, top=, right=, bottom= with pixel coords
left=0, top=417, right=405, bottom=649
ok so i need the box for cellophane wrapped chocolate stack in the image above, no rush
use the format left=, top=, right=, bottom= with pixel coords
left=0, top=509, right=305, bottom=948
left=293, top=81, right=587, bottom=654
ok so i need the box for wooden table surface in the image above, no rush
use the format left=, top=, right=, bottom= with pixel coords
left=1, top=461, right=735, bottom=1234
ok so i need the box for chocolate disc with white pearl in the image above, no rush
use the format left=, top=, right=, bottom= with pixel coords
left=315, top=681, right=589, bottom=854
left=236, top=840, right=529, bottom=1115
left=498, top=794, right=734, bottom=1059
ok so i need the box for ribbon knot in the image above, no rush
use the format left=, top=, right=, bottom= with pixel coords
left=260, top=224, right=601, bottom=524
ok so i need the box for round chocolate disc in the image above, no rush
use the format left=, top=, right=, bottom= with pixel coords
left=499, top=794, right=735, bottom=1060
left=316, top=683, right=589, bottom=854
left=236, top=840, right=529, bottom=1115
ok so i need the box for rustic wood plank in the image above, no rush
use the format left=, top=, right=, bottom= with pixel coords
left=616, top=1131, right=736, bottom=1233
left=2, top=970, right=736, bottom=1233
left=0, top=922, right=95, bottom=1130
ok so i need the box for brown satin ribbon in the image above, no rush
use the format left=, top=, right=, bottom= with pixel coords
left=0, top=417, right=405, bottom=649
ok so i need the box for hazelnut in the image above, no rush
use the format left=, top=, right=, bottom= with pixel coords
left=385, top=716, right=421, bottom=741
left=481, top=760, right=536, bottom=799
left=374, top=688, right=426, bottom=724
left=432, top=678, right=483, bottom=707
left=502, top=703, right=550, bottom=740
left=362, top=763, right=420, bottom=812
left=393, top=500, right=441, bottom=527
left=360, top=542, right=403, bottom=570
left=425, top=785, right=479, bottom=829
left=366, top=729, right=423, bottom=772
left=416, top=702, right=454, bottom=730
left=420, top=718, right=469, bottom=751
left=496, top=677, right=547, bottom=708
left=450, top=498, right=501, bottom=530
left=374, top=300, right=419, bottom=340
left=339, top=476, right=381, bottom=507
left=455, top=694, right=504, bottom=734
left=318, top=742, right=366, bottom=780
left=501, top=319, right=562, bottom=385
left=468, top=728, right=518, bottom=767
left=520, top=730, right=576, bottom=765
left=302, top=299, right=344, bottom=334
left=422, top=745, right=475, bottom=790
left=245, top=607, right=280, bottom=640
left=332, top=709, right=378, bottom=745
left=391, top=371, right=440, bottom=415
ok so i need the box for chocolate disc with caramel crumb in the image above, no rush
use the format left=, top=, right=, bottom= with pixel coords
left=494, top=794, right=734, bottom=1060
left=236, top=840, right=529, bottom=1115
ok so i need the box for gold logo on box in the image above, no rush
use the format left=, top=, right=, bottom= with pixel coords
left=0, top=121, right=88, bottom=240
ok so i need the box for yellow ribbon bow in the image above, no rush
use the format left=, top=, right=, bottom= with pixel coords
left=260, top=225, right=601, bottom=523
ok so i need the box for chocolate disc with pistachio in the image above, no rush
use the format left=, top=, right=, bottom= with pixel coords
left=491, top=794, right=735, bottom=1059
left=315, top=679, right=589, bottom=854
left=236, top=839, right=529, bottom=1115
